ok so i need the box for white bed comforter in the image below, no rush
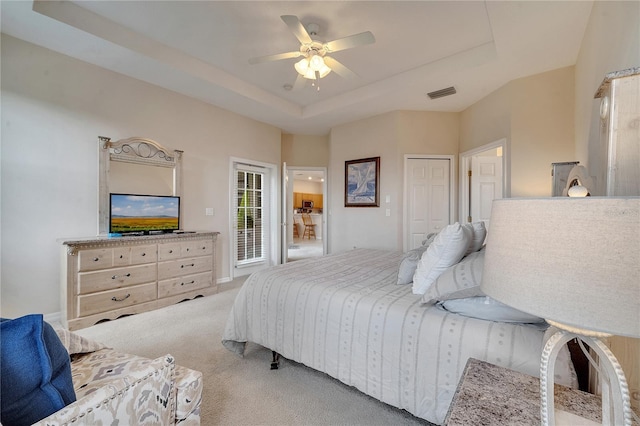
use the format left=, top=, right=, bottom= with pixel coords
left=222, top=249, right=576, bottom=424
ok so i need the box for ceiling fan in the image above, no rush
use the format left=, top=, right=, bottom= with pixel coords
left=249, top=15, right=375, bottom=90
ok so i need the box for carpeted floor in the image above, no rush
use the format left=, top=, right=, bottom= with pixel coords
left=76, top=278, right=433, bottom=426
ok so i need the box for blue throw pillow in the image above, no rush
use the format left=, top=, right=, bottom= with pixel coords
left=1, top=314, right=76, bottom=426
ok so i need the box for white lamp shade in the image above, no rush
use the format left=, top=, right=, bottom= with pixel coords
left=481, top=197, right=640, bottom=338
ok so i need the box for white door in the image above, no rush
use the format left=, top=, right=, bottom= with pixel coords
left=470, top=155, right=503, bottom=227
left=406, top=158, right=450, bottom=250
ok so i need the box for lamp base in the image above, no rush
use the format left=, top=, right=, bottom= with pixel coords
left=541, top=328, right=632, bottom=426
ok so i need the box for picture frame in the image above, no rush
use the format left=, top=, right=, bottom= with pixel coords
left=345, top=156, right=380, bottom=207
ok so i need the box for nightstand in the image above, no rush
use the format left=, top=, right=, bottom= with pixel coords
left=444, top=358, right=603, bottom=425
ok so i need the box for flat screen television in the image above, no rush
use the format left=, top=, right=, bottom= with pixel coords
left=109, top=193, right=180, bottom=235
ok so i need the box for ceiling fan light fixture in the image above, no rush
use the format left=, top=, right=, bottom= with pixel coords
left=296, top=56, right=331, bottom=80
left=294, top=58, right=310, bottom=75
left=309, top=54, right=325, bottom=71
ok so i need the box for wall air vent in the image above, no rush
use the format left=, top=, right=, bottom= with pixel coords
left=427, top=86, right=457, bottom=99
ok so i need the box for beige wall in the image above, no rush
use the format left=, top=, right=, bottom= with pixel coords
left=281, top=133, right=329, bottom=167
left=574, top=0, right=640, bottom=195
left=1, top=35, right=281, bottom=318
left=328, top=111, right=459, bottom=252
left=460, top=67, right=575, bottom=197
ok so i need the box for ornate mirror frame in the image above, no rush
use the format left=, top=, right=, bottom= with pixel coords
left=98, top=136, right=183, bottom=235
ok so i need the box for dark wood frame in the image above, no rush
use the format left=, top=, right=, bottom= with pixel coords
left=344, top=156, right=380, bottom=207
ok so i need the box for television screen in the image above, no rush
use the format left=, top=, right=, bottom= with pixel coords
left=109, top=193, right=180, bottom=234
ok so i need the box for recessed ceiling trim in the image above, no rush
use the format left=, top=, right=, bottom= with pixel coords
left=31, top=0, right=302, bottom=117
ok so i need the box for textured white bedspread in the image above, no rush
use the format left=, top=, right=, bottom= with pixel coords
left=222, top=249, right=575, bottom=424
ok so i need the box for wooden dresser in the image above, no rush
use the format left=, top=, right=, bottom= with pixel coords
left=61, top=232, right=219, bottom=330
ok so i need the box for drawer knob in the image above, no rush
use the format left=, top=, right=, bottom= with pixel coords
left=181, top=263, right=195, bottom=269
left=112, top=273, right=132, bottom=280
left=181, top=280, right=195, bottom=286
left=111, top=294, right=131, bottom=302
left=186, top=248, right=190, bottom=252
left=169, top=250, right=173, bottom=254
left=141, top=253, right=146, bottom=256
left=93, top=257, right=99, bottom=262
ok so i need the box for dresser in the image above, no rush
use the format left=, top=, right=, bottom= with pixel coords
left=61, top=232, right=219, bottom=330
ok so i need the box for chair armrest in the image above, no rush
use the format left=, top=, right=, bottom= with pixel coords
left=34, top=354, right=176, bottom=426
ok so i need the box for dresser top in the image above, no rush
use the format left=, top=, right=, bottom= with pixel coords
left=60, top=231, right=219, bottom=249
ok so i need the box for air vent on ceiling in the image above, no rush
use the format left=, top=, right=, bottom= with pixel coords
left=427, top=86, right=457, bottom=100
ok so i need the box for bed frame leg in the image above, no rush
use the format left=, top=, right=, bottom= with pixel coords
left=270, top=351, right=280, bottom=370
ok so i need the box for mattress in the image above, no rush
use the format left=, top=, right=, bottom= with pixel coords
left=222, top=248, right=576, bottom=424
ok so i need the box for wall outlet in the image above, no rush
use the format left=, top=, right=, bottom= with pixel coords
left=386, top=208, right=391, bottom=217
left=205, top=208, right=214, bottom=216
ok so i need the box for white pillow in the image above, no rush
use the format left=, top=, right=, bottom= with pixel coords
left=397, top=233, right=438, bottom=284
left=440, top=296, right=545, bottom=323
left=462, top=221, right=487, bottom=255
left=397, top=245, right=430, bottom=284
left=412, top=223, right=470, bottom=295
left=421, top=249, right=485, bottom=303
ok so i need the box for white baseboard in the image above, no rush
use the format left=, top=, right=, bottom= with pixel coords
left=44, top=311, right=62, bottom=327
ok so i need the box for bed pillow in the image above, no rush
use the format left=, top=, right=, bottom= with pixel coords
left=462, top=221, right=487, bottom=255
left=421, top=249, right=485, bottom=303
left=397, top=233, right=439, bottom=285
left=412, top=223, right=470, bottom=295
left=1, top=315, right=76, bottom=426
left=440, top=296, right=545, bottom=323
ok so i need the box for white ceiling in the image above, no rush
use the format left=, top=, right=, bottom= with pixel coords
left=1, top=1, right=593, bottom=135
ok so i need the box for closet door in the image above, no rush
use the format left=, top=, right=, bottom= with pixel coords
left=406, top=158, right=450, bottom=250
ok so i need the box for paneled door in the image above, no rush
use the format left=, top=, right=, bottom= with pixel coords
left=470, top=154, right=503, bottom=227
left=405, top=158, right=451, bottom=250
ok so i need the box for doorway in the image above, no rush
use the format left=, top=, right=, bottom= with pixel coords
left=459, top=139, right=508, bottom=229
left=283, top=166, right=327, bottom=262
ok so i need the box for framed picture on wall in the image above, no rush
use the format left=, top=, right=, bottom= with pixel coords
left=345, top=156, right=380, bottom=207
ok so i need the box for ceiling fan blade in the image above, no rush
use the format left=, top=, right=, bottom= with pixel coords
left=281, top=15, right=312, bottom=45
left=292, top=74, right=307, bottom=91
left=248, top=51, right=301, bottom=64
left=323, top=56, right=357, bottom=79
left=324, top=31, right=375, bottom=53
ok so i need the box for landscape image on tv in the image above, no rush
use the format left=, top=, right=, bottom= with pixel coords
left=110, top=194, right=180, bottom=233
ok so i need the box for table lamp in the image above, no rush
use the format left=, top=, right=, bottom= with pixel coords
left=480, top=197, right=639, bottom=426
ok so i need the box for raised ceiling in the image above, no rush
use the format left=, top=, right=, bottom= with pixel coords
left=1, top=1, right=594, bottom=135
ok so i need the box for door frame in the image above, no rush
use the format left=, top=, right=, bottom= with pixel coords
left=229, top=157, right=279, bottom=278
left=458, top=138, right=509, bottom=223
left=402, top=154, right=456, bottom=252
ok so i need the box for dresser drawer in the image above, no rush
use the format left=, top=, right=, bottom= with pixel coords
left=77, top=282, right=157, bottom=317
left=78, top=244, right=157, bottom=271
left=158, top=272, right=212, bottom=298
left=157, top=256, right=212, bottom=280
left=78, top=264, right=157, bottom=295
left=78, top=249, right=112, bottom=272
left=157, top=242, right=182, bottom=261
left=130, top=244, right=157, bottom=264
left=181, top=239, right=213, bottom=257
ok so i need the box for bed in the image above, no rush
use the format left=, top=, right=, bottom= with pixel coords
left=222, top=224, right=577, bottom=425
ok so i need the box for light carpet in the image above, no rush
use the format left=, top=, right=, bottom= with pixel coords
left=76, top=278, right=433, bottom=425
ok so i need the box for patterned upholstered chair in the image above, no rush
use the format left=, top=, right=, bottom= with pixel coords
left=34, top=329, right=202, bottom=425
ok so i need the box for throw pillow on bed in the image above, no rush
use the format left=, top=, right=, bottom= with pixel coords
left=439, top=296, right=545, bottom=323
left=421, top=249, right=485, bottom=303
left=397, top=233, right=438, bottom=285
left=412, top=223, right=470, bottom=295
left=462, top=221, right=486, bottom=255
left=1, top=314, right=76, bottom=426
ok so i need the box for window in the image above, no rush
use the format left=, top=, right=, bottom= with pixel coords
left=235, top=168, right=264, bottom=265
